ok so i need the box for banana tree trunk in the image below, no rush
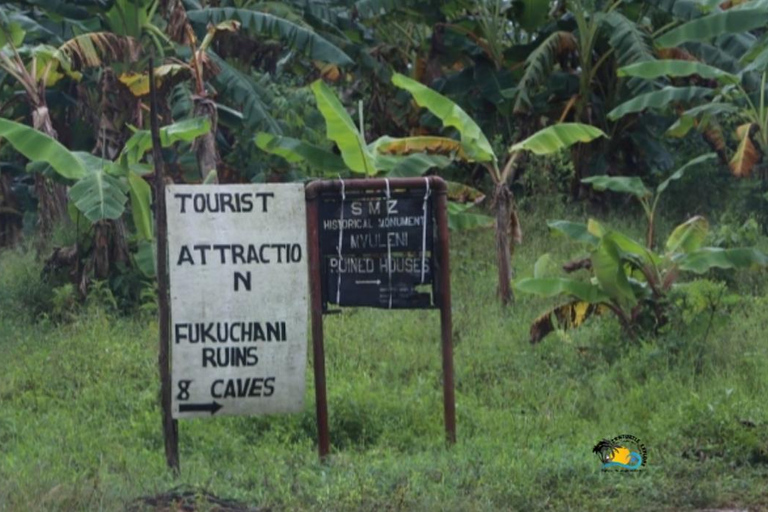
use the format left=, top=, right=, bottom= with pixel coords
left=570, top=142, right=591, bottom=200
left=0, top=173, right=22, bottom=247
left=494, top=185, right=514, bottom=306
left=92, top=218, right=130, bottom=280
left=32, top=101, right=68, bottom=236
left=193, top=97, right=219, bottom=183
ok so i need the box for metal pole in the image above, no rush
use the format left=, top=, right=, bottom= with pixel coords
left=434, top=186, right=456, bottom=445
left=150, top=57, right=180, bottom=473
left=306, top=187, right=330, bottom=458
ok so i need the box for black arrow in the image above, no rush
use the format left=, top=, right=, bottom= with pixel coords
left=179, top=401, right=222, bottom=415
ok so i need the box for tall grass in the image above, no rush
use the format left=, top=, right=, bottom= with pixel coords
left=1, top=206, right=767, bottom=511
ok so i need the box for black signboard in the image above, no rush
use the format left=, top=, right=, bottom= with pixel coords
left=319, top=194, right=433, bottom=254
left=319, top=190, right=435, bottom=310
left=325, top=255, right=432, bottom=308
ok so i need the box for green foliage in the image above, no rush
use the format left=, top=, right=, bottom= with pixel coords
left=677, top=247, right=768, bottom=274
left=509, top=123, right=607, bottom=156
left=446, top=202, right=493, bottom=231
left=127, top=171, right=152, bottom=241
left=711, top=217, right=761, bottom=249
left=121, top=117, right=211, bottom=165
left=68, top=159, right=130, bottom=222
left=255, top=132, right=347, bottom=175
left=516, top=213, right=768, bottom=341
left=391, top=73, right=496, bottom=163
left=0, top=245, right=53, bottom=317
left=601, top=11, right=654, bottom=67
left=50, top=283, right=79, bottom=321
left=581, top=175, right=651, bottom=199
left=656, top=8, right=768, bottom=47
left=186, top=8, right=353, bottom=65
left=514, top=276, right=609, bottom=302
left=608, top=86, right=714, bottom=121
left=0, top=118, right=85, bottom=180
left=618, top=59, right=739, bottom=84
left=206, top=52, right=281, bottom=134
left=311, top=80, right=376, bottom=176
left=582, top=154, right=718, bottom=247
left=513, top=31, right=574, bottom=113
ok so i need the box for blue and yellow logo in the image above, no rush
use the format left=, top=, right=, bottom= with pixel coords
left=593, top=435, right=647, bottom=470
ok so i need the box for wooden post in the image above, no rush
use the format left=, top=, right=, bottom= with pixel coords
left=150, top=57, right=180, bottom=474
left=306, top=193, right=330, bottom=459
left=305, top=177, right=456, bottom=459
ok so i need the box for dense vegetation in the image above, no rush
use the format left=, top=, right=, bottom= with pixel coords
left=3, top=0, right=768, bottom=510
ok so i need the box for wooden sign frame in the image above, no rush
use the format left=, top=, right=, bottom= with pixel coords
left=305, top=177, right=456, bottom=458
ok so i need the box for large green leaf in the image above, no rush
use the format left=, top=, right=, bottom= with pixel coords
left=608, top=230, right=661, bottom=267
left=607, top=86, right=714, bottom=121
left=311, top=80, right=376, bottom=176
left=547, top=220, right=600, bottom=246
left=0, top=18, right=26, bottom=47
left=0, top=118, right=86, bottom=180
left=133, top=240, right=155, bottom=277
left=515, top=0, right=550, bottom=32
left=376, top=154, right=452, bottom=178
left=122, top=117, right=212, bottom=165
left=665, top=216, right=708, bottom=255
left=667, top=101, right=741, bottom=137
left=69, top=153, right=129, bottom=222
left=391, top=73, right=495, bottom=163
left=657, top=9, right=768, bottom=47
left=618, top=60, right=738, bottom=84
left=592, top=235, right=637, bottom=307
left=207, top=52, right=281, bottom=133
left=187, top=8, right=353, bottom=65
left=657, top=153, right=716, bottom=195
left=128, top=171, right=152, bottom=241
left=514, top=277, right=610, bottom=303
left=677, top=247, right=768, bottom=274
left=447, top=202, right=493, bottom=231
left=255, top=132, right=347, bottom=174
left=509, top=123, right=607, bottom=156
left=602, top=11, right=654, bottom=66
left=581, top=175, right=651, bottom=199
left=513, top=31, right=576, bottom=113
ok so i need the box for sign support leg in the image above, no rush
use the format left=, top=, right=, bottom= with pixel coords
left=434, top=189, right=456, bottom=445
left=307, top=195, right=331, bottom=459
left=150, top=57, right=179, bottom=473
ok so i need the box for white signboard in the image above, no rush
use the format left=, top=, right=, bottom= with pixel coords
left=167, top=184, right=308, bottom=418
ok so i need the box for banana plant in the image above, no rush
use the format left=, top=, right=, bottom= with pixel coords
left=387, top=73, right=606, bottom=304
left=609, top=0, right=768, bottom=178
left=515, top=216, right=768, bottom=343
left=0, top=116, right=209, bottom=259
left=607, top=57, right=767, bottom=177
left=256, top=79, right=454, bottom=176
left=582, top=153, right=717, bottom=248
left=1, top=7, right=143, bottom=233
left=254, top=80, right=493, bottom=235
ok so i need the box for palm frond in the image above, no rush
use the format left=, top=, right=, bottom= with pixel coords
left=186, top=7, right=352, bottom=65
left=513, top=31, right=577, bottom=114
left=207, top=51, right=281, bottom=134
left=602, top=12, right=654, bottom=66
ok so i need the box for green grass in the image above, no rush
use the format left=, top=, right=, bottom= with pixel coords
left=2, top=207, right=768, bottom=511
